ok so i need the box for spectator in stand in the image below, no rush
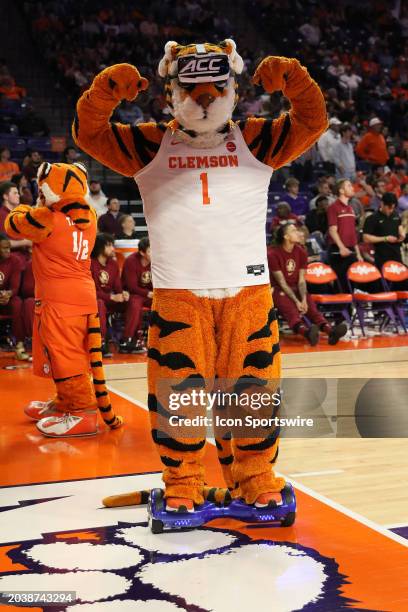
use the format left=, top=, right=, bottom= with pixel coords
left=0, top=76, right=26, bottom=100
left=62, top=146, right=79, bottom=164
left=0, top=233, right=29, bottom=360
left=317, top=117, right=341, bottom=173
left=98, top=197, right=123, bottom=236
left=116, top=214, right=138, bottom=240
left=270, top=202, right=300, bottom=233
left=398, top=183, right=408, bottom=212
left=327, top=179, right=362, bottom=291
left=332, top=124, right=356, bottom=181
left=88, top=180, right=107, bottom=217
left=0, top=148, right=19, bottom=182
left=281, top=178, right=309, bottom=217
left=0, top=181, right=31, bottom=262
left=339, top=66, right=362, bottom=97
left=305, top=195, right=329, bottom=237
left=352, top=171, right=375, bottom=208
left=309, top=178, right=335, bottom=210
left=121, top=236, right=152, bottom=352
left=90, top=233, right=143, bottom=356
left=268, top=223, right=347, bottom=346
left=116, top=101, right=144, bottom=125
left=22, top=150, right=43, bottom=181
left=363, top=192, right=406, bottom=271
left=369, top=178, right=387, bottom=211
left=21, top=258, right=35, bottom=341
left=355, top=118, right=388, bottom=167
left=11, top=173, right=33, bottom=205
left=299, top=17, right=321, bottom=46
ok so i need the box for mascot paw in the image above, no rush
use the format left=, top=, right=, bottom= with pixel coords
left=99, top=63, right=149, bottom=102
left=109, top=415, right=124, bottom=429
left=252, top=56, right=296, bottom=94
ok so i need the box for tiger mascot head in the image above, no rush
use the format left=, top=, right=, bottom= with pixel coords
left=158, top=40, right=244, bottom=139
left=36, top=161, right=93, bottom=227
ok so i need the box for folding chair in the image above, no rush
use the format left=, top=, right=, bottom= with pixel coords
left=305, top=262, right=353, bottom=330
left=347, top=262, right=399, bottom=336
left=381, top=260, right=408, bottom=332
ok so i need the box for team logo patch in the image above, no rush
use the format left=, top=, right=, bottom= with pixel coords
left=141, top=271, right=151, bottom=286
left=286, top=259, right=296, bottom=274
left=99, top=270, right=110, bottom=286
left=226, top=141, right=236, bottom=152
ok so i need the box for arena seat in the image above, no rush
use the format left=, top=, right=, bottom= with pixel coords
left=347, top=262, right=400, bottom=336
left=305, top=262, right=353, bottom=329
left=381, top=260, right=408, bottom=331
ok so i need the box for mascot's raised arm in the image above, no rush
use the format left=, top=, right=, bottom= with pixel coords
left=73, top=40, right=327, bottom=531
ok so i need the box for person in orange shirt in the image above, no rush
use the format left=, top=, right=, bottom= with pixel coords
left=5, top=161, right=123, bottom=437
left=0, top=147, right=19, bottom=182
left=355, top=118, right=388, bottom=166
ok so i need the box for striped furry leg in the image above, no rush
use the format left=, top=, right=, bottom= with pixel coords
left=102, top=486, right=231, bottom=508
left=88, top=313, right=123, bottom=429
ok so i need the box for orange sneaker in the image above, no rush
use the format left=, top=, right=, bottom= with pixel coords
left=255, top=492, right=283, bottom=508
left=165, top=497, right=195, bottom=513
left=36, top=412, right=98, bottom=438
left=24, top=399, right=60, bottom=421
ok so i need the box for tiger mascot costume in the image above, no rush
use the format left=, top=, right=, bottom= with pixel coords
left=5, top=162, right=123, bottom=436
left=73, top=40, right=327, bottom=511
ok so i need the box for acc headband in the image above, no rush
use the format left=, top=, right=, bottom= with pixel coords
left=177, top=53, right=230, bottom=85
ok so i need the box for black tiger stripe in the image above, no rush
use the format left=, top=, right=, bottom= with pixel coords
left=215, top=439, right=223, bottom=451
left=99, top=404, right=113, bottom=413
left=171, top=374, right=206, bottom=392
left=270, top=446, right=279, bottom=463
left=150, top=310, right=191, bottom=338
left=38, top=162, right=51, bottom=182
left=8, top=215, right=20, bottom=234
left=247, top=308, right=277, bottom=341
left=157, top=122, right=167, bottom=132
left=271, top=113, right=291, bottom=158
left=243, top=342, right=280, bottom=369
left=95, top=390, right=108, bottom=398
left=148, top=347, right=196, bottom=370
left=62, top=169, right=84, bottom=192
left=247, top=119, right=269, bottom=151
left=88, top=327, right=101, bottom=334
left=54, top=375, right=74, bottom=382
left=236, top=430, right=279, bottom=451
left=161, top=455, right=182, bottom=467
left=26, top=211, right=46, bottom=229
left=130, top=125, right=154, bottom=166
left=111, top=122, right=133, bottom=159
left=255, top=119, right=273, bottom=162
left=219, top=455, right=234, bottom=465
left=233, top=375, right=268, bottom=394
left=140, top=491, right=150, bottom=504
left=222, top=431, right=232, bottom=440
left=73, top=112, right=79, bottom=138
left=73, top=218, right=90, bottom=224
left=152, top=429, right=206, bottom=452
left=90, top=361, right=103, bottom=368
left=61, top=202, right=90, bottom=213
left=108, top=77, right=116, bottom=90
left=205, top=487, right=218, bottom=502
left=93, top=379, right=106, bottom=385
left=90, top=347, right=102, bottom=353
left=104, top=415, right=117, bottom=426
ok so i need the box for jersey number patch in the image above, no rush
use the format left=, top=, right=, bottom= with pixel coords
left=72, top=231, right=89, bottom=260
left=200, top=172, right=211, bottom=205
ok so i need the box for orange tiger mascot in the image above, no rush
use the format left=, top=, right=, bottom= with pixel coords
left=5, top=162, right=123, bottom=437
left=73, top=41, right=327, bottom=510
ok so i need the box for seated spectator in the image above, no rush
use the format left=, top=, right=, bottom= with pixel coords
left=0, top=76, right=26, bottom=99
left=270, top=202, right=300, bottom=232
left=0, top=148, right=19, bottom=182
left=317, top=117, right=341, bottom=173
left=0, top=181, right=31, bottom=263
left=62, top=146, right=79, bottom=164
left=121, top=237, right=152, bottom=351
left=398, top=182, right=408, bottom=212
left=332, top=124, right=356, bottom=180
left=22, top=150, right=43, bottom=181
left=0, top=233, right=29, bottom=360
left=305, top=195, right=329, bottom=237
left=116, top=214, right=138, bottom=239
left=89, top=180, right=107, bottom=217
left=281, top=178, right=309, bottom=216
left=11, top=173, right=33, bottom=205
left=363, top=192, right=406, bottom=271
left=309, top=178, right=335, bottom=210
left=298, top=225, right=324, bottom=263
left=355, top=118, right=388, bottom=167
left=90, top=233, right=144, bottom=356
left=98, top=197, right=123, bottom=236
left=20, top=258, right=35, bottom=341
left=268, top=223, right=347, bottom=346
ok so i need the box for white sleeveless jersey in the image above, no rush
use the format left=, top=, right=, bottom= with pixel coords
left=134, top=125, right=273, bottom=289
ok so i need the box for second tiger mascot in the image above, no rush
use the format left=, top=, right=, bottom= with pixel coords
left=73, top=40, right=327, bottom=514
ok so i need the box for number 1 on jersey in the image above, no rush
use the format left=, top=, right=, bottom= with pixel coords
left=200, top=172, right=211, bottom=205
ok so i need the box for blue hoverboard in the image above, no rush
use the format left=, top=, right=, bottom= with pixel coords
left=147, top=484, right=296, bottom=533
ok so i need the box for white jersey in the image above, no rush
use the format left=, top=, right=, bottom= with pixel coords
left=134, top=125, right=273, bottom=289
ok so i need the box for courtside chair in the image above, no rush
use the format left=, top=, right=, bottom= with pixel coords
left=381, top=260, right=408, bottom=332
left=346, top=261, right=399, bottom=336
left=305, top=262, right=353, bottom=331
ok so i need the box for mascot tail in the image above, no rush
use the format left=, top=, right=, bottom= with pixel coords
left=102, top=486, right=232, bottom=508
left=88, top=313, right=123, bottom=430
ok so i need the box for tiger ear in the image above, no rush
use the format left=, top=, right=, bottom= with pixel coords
left=37, top=162, right=52, bottom=182
left=220, top=39, right=244, bottom=74
left=73, top=161, right=88, bottom=176
left=158, top=41, right=180, bottom=77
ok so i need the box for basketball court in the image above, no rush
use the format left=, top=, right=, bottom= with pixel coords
left=1, top=333, right=407, bottom=611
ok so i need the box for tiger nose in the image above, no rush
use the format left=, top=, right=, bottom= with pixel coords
left=196, top=93, right=215, bottom=109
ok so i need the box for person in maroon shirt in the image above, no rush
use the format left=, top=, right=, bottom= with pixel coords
left=268, top=223, right=347, bottom=346
left=269, top=202, right=301, bottom=233
left=97, top=197, right=124, bottom=237
left=0, top=182, right=31, bottom=264
left=327, top=178, right=363, bottom=290
left=121, top=236, right=152, bottom=348
left=0, top=233, right=30, bottom=359
left=20, top=257, right=35, bottom=340
left=91, top=233, right=142, bottom=355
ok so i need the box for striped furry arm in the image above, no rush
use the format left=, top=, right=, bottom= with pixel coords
left=5, top=205, right=53, bottom=242
left=240, top=57, right=328, bottom=170
left=73, top=63, right=165, bottom=176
